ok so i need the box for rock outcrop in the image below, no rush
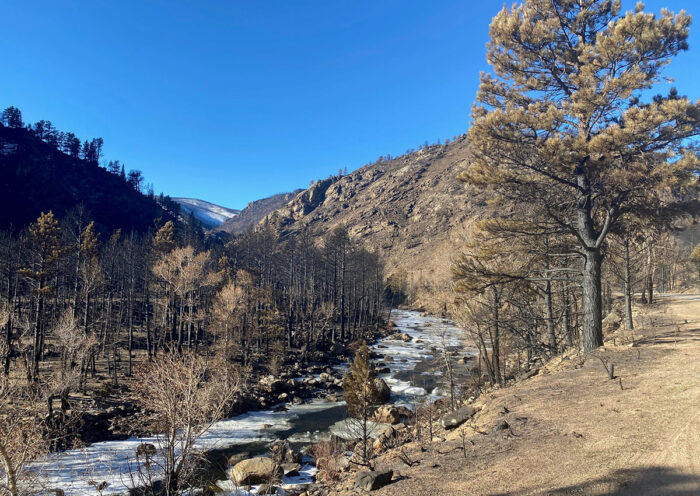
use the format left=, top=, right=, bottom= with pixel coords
left=244, top=137, right=485, bottom=310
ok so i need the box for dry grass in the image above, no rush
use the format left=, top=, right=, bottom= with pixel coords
left=331, top=295, right=700, bottom=495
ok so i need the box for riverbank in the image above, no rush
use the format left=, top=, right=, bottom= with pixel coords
left=320, top=295, right=700, bottom=495
left=30, top=310, right=476, bottom=495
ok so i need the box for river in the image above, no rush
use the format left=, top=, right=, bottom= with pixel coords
left=31, top=310, right=475, bottom=495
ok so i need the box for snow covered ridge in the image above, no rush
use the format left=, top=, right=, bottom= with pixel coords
left=172, top=197, right=240, bottom=227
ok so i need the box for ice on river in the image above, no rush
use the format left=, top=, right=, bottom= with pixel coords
left=372, top=309, right=473, bottom=402
left=29, top=401, right=341, bottom=496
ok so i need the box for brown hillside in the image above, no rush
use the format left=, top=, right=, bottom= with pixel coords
left=331, top=295, right=700, bottom=495
left=259, top=136, right=483, bottom=295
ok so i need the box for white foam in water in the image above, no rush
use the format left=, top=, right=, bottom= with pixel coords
left=30, top=310, right=474, bottom=495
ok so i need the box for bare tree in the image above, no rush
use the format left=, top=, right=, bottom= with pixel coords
left=0, top=377, right=47, bottom=496
left=131, top=351, right=242, bottom=495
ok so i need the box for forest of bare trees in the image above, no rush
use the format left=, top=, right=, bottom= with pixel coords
left=0, top=207, right=386, bottom=493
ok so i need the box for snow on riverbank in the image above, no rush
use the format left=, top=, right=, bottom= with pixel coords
left=30, top=310, right=473, bottom=495
left=30, top=401, right=341, bottom=495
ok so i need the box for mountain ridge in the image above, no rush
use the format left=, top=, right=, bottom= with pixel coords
left=0, top=124, right=173, bottom=233
left=247, top=135, right=485, bottom=305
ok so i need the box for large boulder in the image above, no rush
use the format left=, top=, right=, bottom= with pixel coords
left=229, top=457, right=282, bottom=486
left=259, top=375, right=291, bottom=395
left=373, top=378, right=391, bottom=403
left=354, top=469, right=394, bottom=492
left=374, top=405, right=412, bottom=425
left=440, top=405, right=477, bottom=430
left=390, top=332, right=412, bottom=342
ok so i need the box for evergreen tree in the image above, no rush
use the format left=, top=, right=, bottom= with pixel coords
left=1, top=106, right=23, bottom=128
left=81, top=140, right=90, bottom=161
left=62, top=132, right=81, bottom=157
left=461, top=0, right=699, bottom=351
left=19, top=212, right=63, bottom=381
left=342, top=341, right=382, bottom=464
left=127, top=170, right=144, bottom=192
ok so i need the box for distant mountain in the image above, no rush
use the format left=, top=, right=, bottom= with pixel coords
left=172, top=198, right=239, bottom=228
left=218, top=190, right=303, bottom=234
left=0, top=124, right=172, bottom=233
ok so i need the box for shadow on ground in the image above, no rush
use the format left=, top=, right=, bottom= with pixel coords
left=489, top=466, right=700, bottom=495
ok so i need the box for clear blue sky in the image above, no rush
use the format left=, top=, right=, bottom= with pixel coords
left=1, top=1, right=697, bottom=209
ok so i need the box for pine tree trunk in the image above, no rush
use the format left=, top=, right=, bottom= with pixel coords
left=544, top=278, right=556, bottom=353
left=624, top=238, right=634, bottom=330
left=582, top=248, right=604, bottom=351
left=562, top=277, right=572, bottom=348
left=491, top=287, right=501, bottom=385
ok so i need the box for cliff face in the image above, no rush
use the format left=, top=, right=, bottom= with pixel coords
left=261, top=136, right=485, bottom=298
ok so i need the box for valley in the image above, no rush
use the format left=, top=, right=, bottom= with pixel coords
left=1, top=1, right=699, bottom=496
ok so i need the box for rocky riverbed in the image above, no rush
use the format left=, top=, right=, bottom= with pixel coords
left=31, top=310, right=476, bottom=495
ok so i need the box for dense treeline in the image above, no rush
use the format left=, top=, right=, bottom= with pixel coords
left=0, top=118, right=179, bottom=232
left=2, top=105, right=153, bottom=196
left=0, top=209, right=385, bottom=391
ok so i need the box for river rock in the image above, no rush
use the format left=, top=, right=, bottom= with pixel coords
left=270, top=439, right=302, bottom=465
left=283, top=463, right=302, bottom=476
left=373, top=378, right=391, bottom=403
left=259, top=375, right=291, bottom=395
left=391, top=332, right=412, bottom=342
left=374, top=405, right=411, bottom=424
left=440, top=405, right=477, bottom=429
left=354, top=469, right=394, bottom=492
left=603, top=310, right=622, bottom=334
left=229, top=457, right=282, bottom=486
left=227, top=452, right=251, bottom=466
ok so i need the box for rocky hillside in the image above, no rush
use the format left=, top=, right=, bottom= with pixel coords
left=219, top=190, right=303, bottom=234
left=258, top=135, right=484, bottom=304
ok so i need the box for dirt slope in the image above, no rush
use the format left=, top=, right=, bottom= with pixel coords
left=336, top=295, right=700, bottom=495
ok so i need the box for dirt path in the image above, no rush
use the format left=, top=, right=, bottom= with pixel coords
left=336, top=295, right=700, bottom=495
